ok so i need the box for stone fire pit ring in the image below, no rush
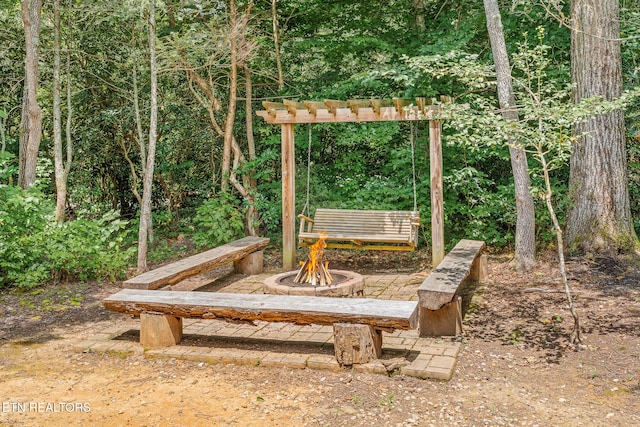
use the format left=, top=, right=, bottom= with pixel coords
left=263, top=270, right=365, bottom=297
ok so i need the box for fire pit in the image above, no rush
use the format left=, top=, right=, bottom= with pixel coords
left=264, top=234, right=364, bottom=297
left=264, top=269, right=364, bottom=297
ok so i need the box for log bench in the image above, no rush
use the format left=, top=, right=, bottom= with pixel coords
left=418, top=239, right=487, bottom=337
left=123, top=236, right=270, bottom=290
left=103, top=289, right=419, bottom=365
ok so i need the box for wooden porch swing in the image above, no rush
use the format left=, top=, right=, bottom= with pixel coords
left=297, top=208, right=421, bottom=251
left=256, top=98, right=445, bottom=270
left=296, top=120, right=421, bottom=251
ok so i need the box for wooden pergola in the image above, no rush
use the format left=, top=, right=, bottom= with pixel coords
left=256, top=98, right=444, bottom=270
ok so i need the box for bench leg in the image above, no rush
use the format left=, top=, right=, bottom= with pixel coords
left=333, top=323, right=382, bottom=366
left=140, top=312, right=183, bottom=349
left=234, top=251, right=264, bottom=275
left=470, top=254, right=488, bottom=283
left=419, top=296, right=463, bottom=337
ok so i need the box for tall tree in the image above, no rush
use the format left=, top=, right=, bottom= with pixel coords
left=18, top=0, right=43, bottom=189
left=566, top=0, right=638, bottom=253
left=221, top=0, right=238, bottom=192
left=129, top=20, right=154, bottom=244
left=53, top=0, right=72, bottom=222
left=271, top=0, right=284, bottom=90
left=241, top=0, right=258, bottom=235
left=483, top=0, right=536, bottom=270
left=137, top=0, right=158, bottom=273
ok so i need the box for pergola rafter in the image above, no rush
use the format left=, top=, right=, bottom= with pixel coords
left=256, top=98, right=445, bottom=270
left=256, top=98, right=439, bottom=124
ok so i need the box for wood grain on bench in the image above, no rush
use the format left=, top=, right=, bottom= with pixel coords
left=123, top=236, right=269, bottom=290
left=104, top=289, right=419, bottom=331
left=418, top=239, right=486, bottom=337
left=418, top=239, right=485, bottom=311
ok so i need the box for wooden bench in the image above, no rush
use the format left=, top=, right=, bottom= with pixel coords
left=103, top=289, right=419, bottom=365
left=123, top=236, right=270, bottom=290
left=418, top=239, right=487, bottom=337
left=298, top=208, right=420, bottom=251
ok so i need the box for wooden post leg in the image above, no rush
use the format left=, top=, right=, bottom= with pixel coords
left=419, top=296, right=462, bottom=337
left=140, top=312, right=183, bottom=349
left=234, top=251, right=264, bottom=275
left=333, top=323, right=382, bottom=365
left=429, top=118, right=444, bottom=268
left=469, top=254, right=488, bottom=283
left=281, top=123, right=296, bottom=271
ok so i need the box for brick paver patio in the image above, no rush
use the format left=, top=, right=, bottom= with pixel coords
left=75, top=270, right=462, bottom=380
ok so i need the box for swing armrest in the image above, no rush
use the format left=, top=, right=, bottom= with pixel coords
left=298, top=214, right=314, bottom=234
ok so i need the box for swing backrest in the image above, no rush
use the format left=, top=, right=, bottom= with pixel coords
left=298, top=208, right=420, bottom=251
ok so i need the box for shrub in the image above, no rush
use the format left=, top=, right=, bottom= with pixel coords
left=43, top=210, right=135, bottom=282
left=0, top=185, right=135, bottom=288
left=192, top=194, right=245, bottom=248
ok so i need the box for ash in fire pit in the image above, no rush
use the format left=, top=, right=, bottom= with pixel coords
left=263, top=234, right=364, bottom=297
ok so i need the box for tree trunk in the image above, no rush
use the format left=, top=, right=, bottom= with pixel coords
left=53, top=0, right=64, bottom=220
left=18, top=0, right=43, bottom=190
left=178, top=1, right=257, bottom=234
left=132, top=45, right=153, bottom=244
left=242, top=1, right=258, bottom=236
left=413, top=0, right=426, bottom=31
left=221, top=0, right=238, bottom=191
left=133, top=66, right=147, bottom=176
left=0, top=112, right=6, bottom=153
left=53, top=0, right=72, bottom=222
left=64, top=0, right=73, bottom=184
left=566, top=0, right=638, bottom=253
left=137, top=0, right=158, bottom=273
left=243, top=65, right=258, bottom=236
left=538, top=142, right=582, bottom=344
left=271, top=0, right=284, bottom=90
left=483, top=0, right=536, bottom=271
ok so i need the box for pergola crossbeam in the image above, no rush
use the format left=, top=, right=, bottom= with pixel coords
left=257, top=98, right=439, bottom=124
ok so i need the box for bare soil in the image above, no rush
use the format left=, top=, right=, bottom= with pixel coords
left=1, top=249, right=639, bottom=426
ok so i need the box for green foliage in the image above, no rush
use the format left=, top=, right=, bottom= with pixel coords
left=0, top=185, right=135, bottom=288
left=1, top=0, right=637, bottom=263
left=621, top=6, right=640, bottom=235
left=0, top=185, right=51, bottom=287
left=192, top=194, right=245, bottom=249
left=253, top=189, right=282, bottom=237
left=0, top=151, right=17, bottom=182
left=43, top=210, right=134, bottom=283
left=444, top=167, right=516, bottom=247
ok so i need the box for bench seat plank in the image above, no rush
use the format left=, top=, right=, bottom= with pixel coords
left=104, top=289, right=418, bottom=331
left=298, top=232, right=412, bottom=244
left=124, top=236, right=269, bottom=290
left=418, top=239, right=485, bottom=311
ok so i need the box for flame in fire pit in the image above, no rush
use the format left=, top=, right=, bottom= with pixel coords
left=293, top=232, right=333, bottom=286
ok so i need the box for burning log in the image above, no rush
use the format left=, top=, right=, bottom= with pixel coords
left=294, top=233, right=333, bottom=286
left=293, top=259, right=333, bottom=286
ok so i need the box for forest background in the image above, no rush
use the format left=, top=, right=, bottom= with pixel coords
left=1, top=0, right=639, bottom=288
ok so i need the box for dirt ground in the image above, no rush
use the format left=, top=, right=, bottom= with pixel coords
left=1, top=249, right=639, bottom=426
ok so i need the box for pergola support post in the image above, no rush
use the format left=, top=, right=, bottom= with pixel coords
left=282, top=123, right=296, bottom=270
left=430, top=119, right=444, bottom=268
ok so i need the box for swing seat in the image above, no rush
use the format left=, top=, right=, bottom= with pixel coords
left=298, top=208, right=421, bottom=251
